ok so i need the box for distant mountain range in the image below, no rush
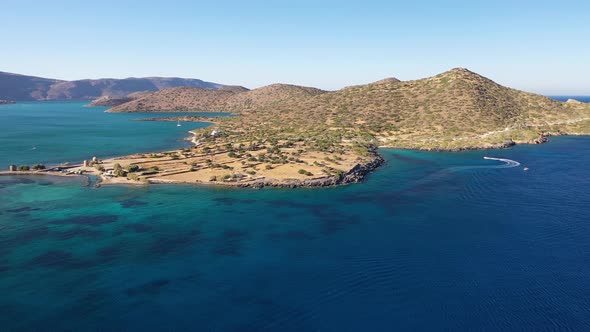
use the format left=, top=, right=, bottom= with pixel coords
left=0, top=71, right=246, bottom=101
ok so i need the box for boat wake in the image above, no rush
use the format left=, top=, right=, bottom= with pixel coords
left=399, top=156, right=522, bottom=194
left=440, top=156, right=521, bottom=173
left=482, top=156, right=521, bottom=168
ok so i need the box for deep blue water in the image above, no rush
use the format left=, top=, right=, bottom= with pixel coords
left=550, top=95, right=590, bottom=103
left=1, top=102, right=590, bottom=331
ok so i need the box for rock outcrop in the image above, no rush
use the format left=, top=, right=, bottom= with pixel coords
left=233, top=152, right=384, bottom=189
left=531, top=134, right=549, bottom=144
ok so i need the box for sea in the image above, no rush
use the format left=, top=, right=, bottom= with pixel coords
left=1, top=100, right=589, bottom=331
left=551, top=96, right=590, bottom=103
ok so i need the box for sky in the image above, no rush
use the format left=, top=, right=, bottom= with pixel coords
left=1, top=0, right=589, bottom=95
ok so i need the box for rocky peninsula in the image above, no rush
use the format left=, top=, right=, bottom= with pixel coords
left=8, top=68, right=590, bottom=188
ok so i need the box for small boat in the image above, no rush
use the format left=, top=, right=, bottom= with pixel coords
left=176, top=121, right=182, bottom=127
left=31, top=146, right=36, bottom=150
left=523, top=167, right=529, bottom=171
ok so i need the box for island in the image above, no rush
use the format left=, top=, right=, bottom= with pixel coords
left=6, top=68, right=590, bottom=188
left=0, top=99, right=15, bottom=105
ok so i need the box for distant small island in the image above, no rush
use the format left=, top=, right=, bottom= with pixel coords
left=0, top=99, right=15, bottom=105
left=6, top=68, right=590, bottom=188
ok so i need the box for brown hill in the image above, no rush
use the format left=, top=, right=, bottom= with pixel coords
left=372, top=77, right=401, bottom=84
left=109, top=68, right=590, bottom=150
left=107, top=87, right=237, bottom=112
left=298, top=67, right=579, bottom=148
left=224, top=84, right=326, bottom=112
left=108, top=83, right=325, bottom=113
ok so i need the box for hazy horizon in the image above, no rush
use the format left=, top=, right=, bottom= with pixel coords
left=2, top=67, right=589, bottom=97
left=2, top=0, right=589, bottom=95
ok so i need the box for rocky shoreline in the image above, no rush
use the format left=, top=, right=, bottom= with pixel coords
left=232, top=153, right=385, bottom=189
left=140, top=151, right=385, bottom=189
left=135, top=116, right=219, bottom=124
left=6, top=132, right=585, bottom=190
left=381, top=133, right=554, bottom=152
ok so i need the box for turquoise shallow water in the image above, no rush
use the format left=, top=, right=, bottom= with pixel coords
left=0, top=101, right=228, bottom=166
left=1, top=102, right=590, bottom=330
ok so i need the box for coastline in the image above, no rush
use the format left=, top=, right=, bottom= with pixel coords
left=3, top=125, right=587, bottom=189
left=94, top=147, right=385, bottom=189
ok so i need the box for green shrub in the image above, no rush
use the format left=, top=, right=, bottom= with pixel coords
left=146, top=166, right=159, bottom=172
left=298, top=169, right=313, bottom=176
left=113, top=163, right=126, bottom=177
left=32, top=164, right=46, bottom=170
left=127, top=173, right=139, bottom=181
left=17, top=165, right=30, bottom=171
left=126, top=164, right=140, bottom=172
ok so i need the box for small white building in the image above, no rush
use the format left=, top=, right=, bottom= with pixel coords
left=211, top=130, right=221, bottom=136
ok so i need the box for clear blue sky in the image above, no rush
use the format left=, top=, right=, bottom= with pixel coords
left=1, top=0, right=589, bottom=94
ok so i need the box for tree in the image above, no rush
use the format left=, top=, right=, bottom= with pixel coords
left=113, top=163, right=126, bottom=177
left=127, top=173, right=139, bottom=181
left=298, top=169, right=313, bottom=176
